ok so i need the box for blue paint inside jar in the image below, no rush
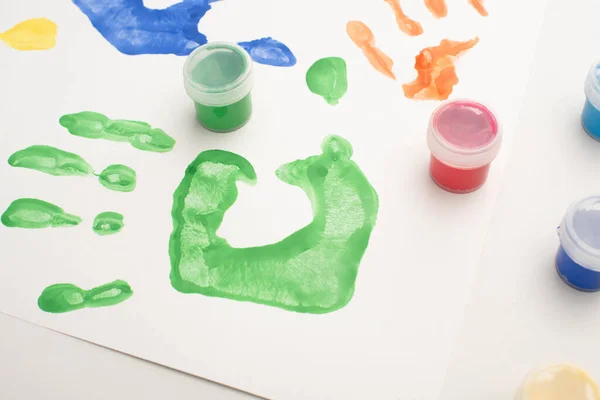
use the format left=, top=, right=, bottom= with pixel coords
left=583, top=62, right=600, bottom=140
left=556, top=245, right=600, bottom=292
left=581, top=99, right=600, bottom=140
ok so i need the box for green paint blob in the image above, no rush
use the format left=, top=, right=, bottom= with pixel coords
left=38, top=280, right=133, bottom=313
left=194, top=94, right=253, bottom=133
left=169, top=135, right=379, bottom=314
left=59, top=111, right=176, bottom=152
left=92, top=212, right=124, bottom=235
left=8, top=145, right=94, bottom=177
left=306, top=57, right=348, bottom=105
left=1, top=198, right=81, bottom=228
left=97, top=164, right=136, bottom=192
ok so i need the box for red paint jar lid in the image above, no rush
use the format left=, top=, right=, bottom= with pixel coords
left=427, top=99, right=502, bottom=168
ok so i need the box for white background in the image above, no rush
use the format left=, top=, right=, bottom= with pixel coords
left=0, top=1, right=547, bottom=399
left=441, top=0, right=600, bottom=398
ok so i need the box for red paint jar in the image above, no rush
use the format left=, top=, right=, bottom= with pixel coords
left=427, top=100, right=502, bottom=193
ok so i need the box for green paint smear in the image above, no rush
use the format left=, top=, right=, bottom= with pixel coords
left=93, top=211, right=124, bottom=236
left=38, top=280, right=133, bottom=313
left=169, top=135, right=379, bottom=314
left=59, top=111, right=176, bottom=152
left=8, top=145, right=94, bottom=177
left=306, top=57, right=348, bottom=105
left=97, top=164, right=136, bottom=192
left=1, top=198, right=81, bottom=228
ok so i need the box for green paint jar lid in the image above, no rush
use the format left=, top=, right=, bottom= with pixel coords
left=183, top=41, right=254, bottom=107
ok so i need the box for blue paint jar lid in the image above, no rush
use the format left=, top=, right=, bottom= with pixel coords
left=558, top=196, right=600, bottom=271
left=183, top=41, right=254, bottom=107
left=584, top=61, right=600, bottom=109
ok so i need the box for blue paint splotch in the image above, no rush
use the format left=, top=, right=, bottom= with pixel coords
left=238, top=37, right=296, bottom=67
left=72, top=0, right=215, bottom=56
left=71, top=0, right=297, bottom=67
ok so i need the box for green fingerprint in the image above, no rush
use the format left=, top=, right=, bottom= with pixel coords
left=93, top=212, right=124, bottom=236
left=306, top=57, right=348, bottom=105
left=59, top=111, right=176, bottom=152
left=38, top=280, right=133, bottom=313
left=97, top=164, right=136, bottom=192
left=1, top=198, right=81, bottom=228
left=169, top=135, right=379, bottom=314
left=8, top=145, right=94, bottom=177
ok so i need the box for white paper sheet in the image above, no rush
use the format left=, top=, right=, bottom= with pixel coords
left=441, top=0, right=600, bottom=398
left=0, top=1, right=548, bottom=398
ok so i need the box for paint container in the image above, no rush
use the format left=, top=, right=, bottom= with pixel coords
left=582, top=61, right=600, bottom=140
left=427, top=100, right=502, bottom=193
left=183, top=41, right=254, bottom=133
left=515, top=364, right=600, bottom=400
left=556, top=196, right=600, bottom=292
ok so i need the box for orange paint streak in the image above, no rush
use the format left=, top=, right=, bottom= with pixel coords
left=403, top=38, right=479, bottom=100
left=346, top=21, right=396, bottom=80
left=469, top=0, right=489, bottom=16
left=384, top=0, right=423, bottom=37
left=424, top=0, right=448, bottom=18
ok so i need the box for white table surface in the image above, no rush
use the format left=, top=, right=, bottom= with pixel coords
left=440, top=0, right=600, bottom=397
left=0, top=312, right=258, bottom=400
left=1, top=0, right=584, bottom=398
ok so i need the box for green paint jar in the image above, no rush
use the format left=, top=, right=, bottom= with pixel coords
left=183, top=41, right=254, bottom=133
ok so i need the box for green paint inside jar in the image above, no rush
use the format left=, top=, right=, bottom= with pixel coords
left=184, top=42, right=254, bottom=133
left=194, top=93, right=252, bottom=133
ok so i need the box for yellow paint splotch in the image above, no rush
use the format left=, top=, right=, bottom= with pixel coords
left=0, top=18, right=57, bottom=51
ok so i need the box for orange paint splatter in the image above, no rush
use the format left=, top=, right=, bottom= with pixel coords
left=384, top=0, right=423, bottom=37
left=469, top=0, right=489, bottom=16
left=424, top=0, right=448, bottom=18
left=346, top=21, right=396, bottom=80
left=403, top=38, right=479, bottom=101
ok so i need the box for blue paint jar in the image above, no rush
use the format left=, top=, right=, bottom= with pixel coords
left=582, top=62, right=600, bottom=140
left=556, top=196, right=600, bottom=292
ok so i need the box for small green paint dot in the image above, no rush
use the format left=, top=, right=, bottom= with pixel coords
left=306, top=57, right=348, bottom=105
left=97, top=164, right=136, bottom=192
left=92, top=212, right=124, bottom=236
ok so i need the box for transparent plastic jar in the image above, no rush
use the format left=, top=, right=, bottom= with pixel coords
left=183, top=41, right=254, bottom=133
left=515, top=364, right=600, bottom=400
left=557, top=195, right=600, bottom=291
left=427, top=99, right=502, bottom=193
left=582, top=61, right=600, bottom=140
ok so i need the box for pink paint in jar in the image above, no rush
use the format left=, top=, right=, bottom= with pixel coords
left=427, top=99, right=502, bottom=193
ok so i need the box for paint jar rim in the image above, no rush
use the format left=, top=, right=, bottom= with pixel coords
left=559, top=195, right=600, bottom=272
left=183, top=41, right=254, bottom=107
left=514, top=364, right=599, bottom=400
left=584, top=60, right=600, bottom=110
left=427, top=99, right=502, bottom=169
